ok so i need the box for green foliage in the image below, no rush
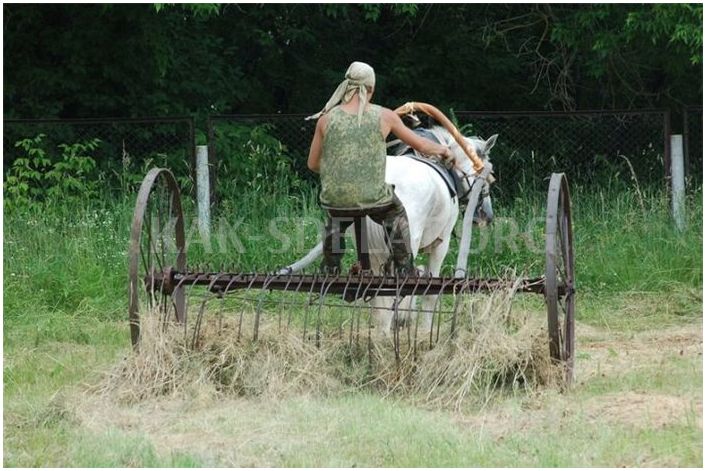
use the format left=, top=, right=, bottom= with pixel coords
left=625, top=4, right=703, bottom=64
left=213, top=123, right=305, bottom=198
left=154, top=3, right=221, bottom=17
left=5, top=135, right=51, bottom=204
left=46, top=140, right=100, bottom=199
left=5, top=135, right=102, bottom=210
left=3, top=4, right=701, bottom=119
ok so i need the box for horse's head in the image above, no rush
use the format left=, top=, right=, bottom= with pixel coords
left=431, top=127, right=498, bottom=225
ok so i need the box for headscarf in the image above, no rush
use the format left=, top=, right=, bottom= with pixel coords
left=306, top=61, right=376, bottom=126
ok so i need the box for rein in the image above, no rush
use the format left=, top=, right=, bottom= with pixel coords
left=394, top=102, right=485, bottom=173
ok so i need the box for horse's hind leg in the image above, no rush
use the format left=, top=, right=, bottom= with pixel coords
left=414, top=238, right=450, bottom=332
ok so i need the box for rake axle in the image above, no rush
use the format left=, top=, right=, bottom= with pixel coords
left=148, top=268, right=555, bottom=300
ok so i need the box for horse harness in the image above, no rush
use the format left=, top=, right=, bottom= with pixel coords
left=390, top=127, right=482, bottom=206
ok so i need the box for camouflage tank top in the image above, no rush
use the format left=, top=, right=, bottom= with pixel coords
left=319, top=105, right=394, bottom=208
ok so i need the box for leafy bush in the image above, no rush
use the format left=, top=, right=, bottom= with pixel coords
left=5, top=134, right=102, bottom=210
left=213, top=122, right=305, bottom=199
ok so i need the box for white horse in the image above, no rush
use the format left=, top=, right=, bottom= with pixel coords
left=367, top=126, right=497, bottom=334
left=280, top=126, right=497, bottom=335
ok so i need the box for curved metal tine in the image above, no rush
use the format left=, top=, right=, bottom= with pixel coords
left=348, top=270, right=367, bottom=349
left=362, top=272, right=385, bottom=350
left=184, top=273, right=208, bottom=341
left=406, top=274, right=422, bottom=354
left=288, top=274, right=307, bottom=331
left=393, top=271, right=409, bottom=364
left=369, top=272, right=388, bottom=361
left=338, top=271, right=354, bottom=338
left=412, top=270, right=435, bottom=359
left=430, top=275, right=455, bottom=348
left=315, top=272, right=337, bottom=348
left=160, top=290, right=169, bottom=327
left=277, top=272, right=295, bottom=333
left=449, top=277, right=468, bottom=339
left=302, top=271, right=320, bottom=342
left=171, top=271, right=190, bottom=325
left=218, top=275, right=240, bottom=335
left=191, top=298, right=210, bottom=349
left=192, top=273, right=227, bottom=348
left=239, top=273, right=260, bottom=342
left=254, top=273, right=279, bottom=342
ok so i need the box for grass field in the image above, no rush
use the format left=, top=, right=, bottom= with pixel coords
left=3, top=182, right=703, bottom=467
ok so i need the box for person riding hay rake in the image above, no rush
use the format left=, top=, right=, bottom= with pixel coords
left=306, top=61, right=456, bottom=275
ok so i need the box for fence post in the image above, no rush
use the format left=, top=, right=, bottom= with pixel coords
left=670, top=134, right=686, bottom=231
left=663, top=110, right=672, bottom=187
left=682, top=108, right=690, bottom=182
left=206, top=116, right=217, bottom=206
left=196, top=145, right=211, bottom=241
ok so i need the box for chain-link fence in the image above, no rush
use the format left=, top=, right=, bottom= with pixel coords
left=454, top=110, right=670, bottom=199
left=684, top=107, right=703, bottom=187
left=6, top=109, right=698, bottom=203
left=4, top=117, right=195, bottom=192
left=208, top=110, right=676, bottom=202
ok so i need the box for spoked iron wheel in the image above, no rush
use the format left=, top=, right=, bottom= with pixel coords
left=128, top=168, right=186, bottom=348
left=545, top=173, right=575, bottom=384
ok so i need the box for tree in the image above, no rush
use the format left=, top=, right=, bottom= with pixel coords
left=3, top=4, right=701, bottom=118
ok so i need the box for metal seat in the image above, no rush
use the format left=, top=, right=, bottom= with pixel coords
left=321, top=202, right=396, bottom=271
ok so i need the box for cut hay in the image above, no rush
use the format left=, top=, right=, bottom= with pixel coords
left=98, top=279, right=560, bottom=409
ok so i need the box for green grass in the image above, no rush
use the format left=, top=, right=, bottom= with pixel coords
left=4, top=182, right=703, bottom=467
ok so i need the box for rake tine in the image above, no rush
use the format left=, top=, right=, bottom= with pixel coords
left=253, top=273, right=277, bottom=342
left=217, top=274, right=239, bottom=336
left=239, top=273, right=259, bottom=342
left=368, top=270, right=388, bottom=366
left=191, top=273, right=227, bottom=347
left=302, top=272, right=319, bottom=342
left=289, top=274, right=307, bottom=331
left=277, top=272, right=295, bottom=334
left=173, top=271, right=190, bottom=325
left=348, top=271, right=366, bottom=349
left=413, top=270, right=435, bottom=360
left=427, top=273, right=444, bottom=349
left=191, top=297, right=209, bottom=349
left=184, top=273, right=206, bottom=341
left=315, top=272, right=336, bottom=348
left=407, top=273, right=422, bottom=354
left=436, top=276, right=455, bottom=345
left=449, top=278, right=467, bottom=339
left=338, top=271, right=354, bottom=338
left=392, top=271, right=406, bottom=364
left=351, top=271, right=374, bottom=348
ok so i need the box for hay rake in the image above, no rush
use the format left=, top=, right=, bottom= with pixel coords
left=127, top=167, right=575, bottom=383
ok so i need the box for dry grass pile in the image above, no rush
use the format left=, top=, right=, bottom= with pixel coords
left=410, top=281, right=559, bottom=410
left=99, top=281, right=558, bottom=407
left=98, top=316, right=354, bottom=402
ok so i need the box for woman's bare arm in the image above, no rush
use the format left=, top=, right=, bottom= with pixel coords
left=381, top=108, right=452, bottom=159
left=307, top=116, right=327, bottom=173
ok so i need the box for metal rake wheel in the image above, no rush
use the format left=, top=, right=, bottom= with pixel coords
left=545, top=172, right=576, bottom=384
left=128, top=168, right=186, bottom=347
